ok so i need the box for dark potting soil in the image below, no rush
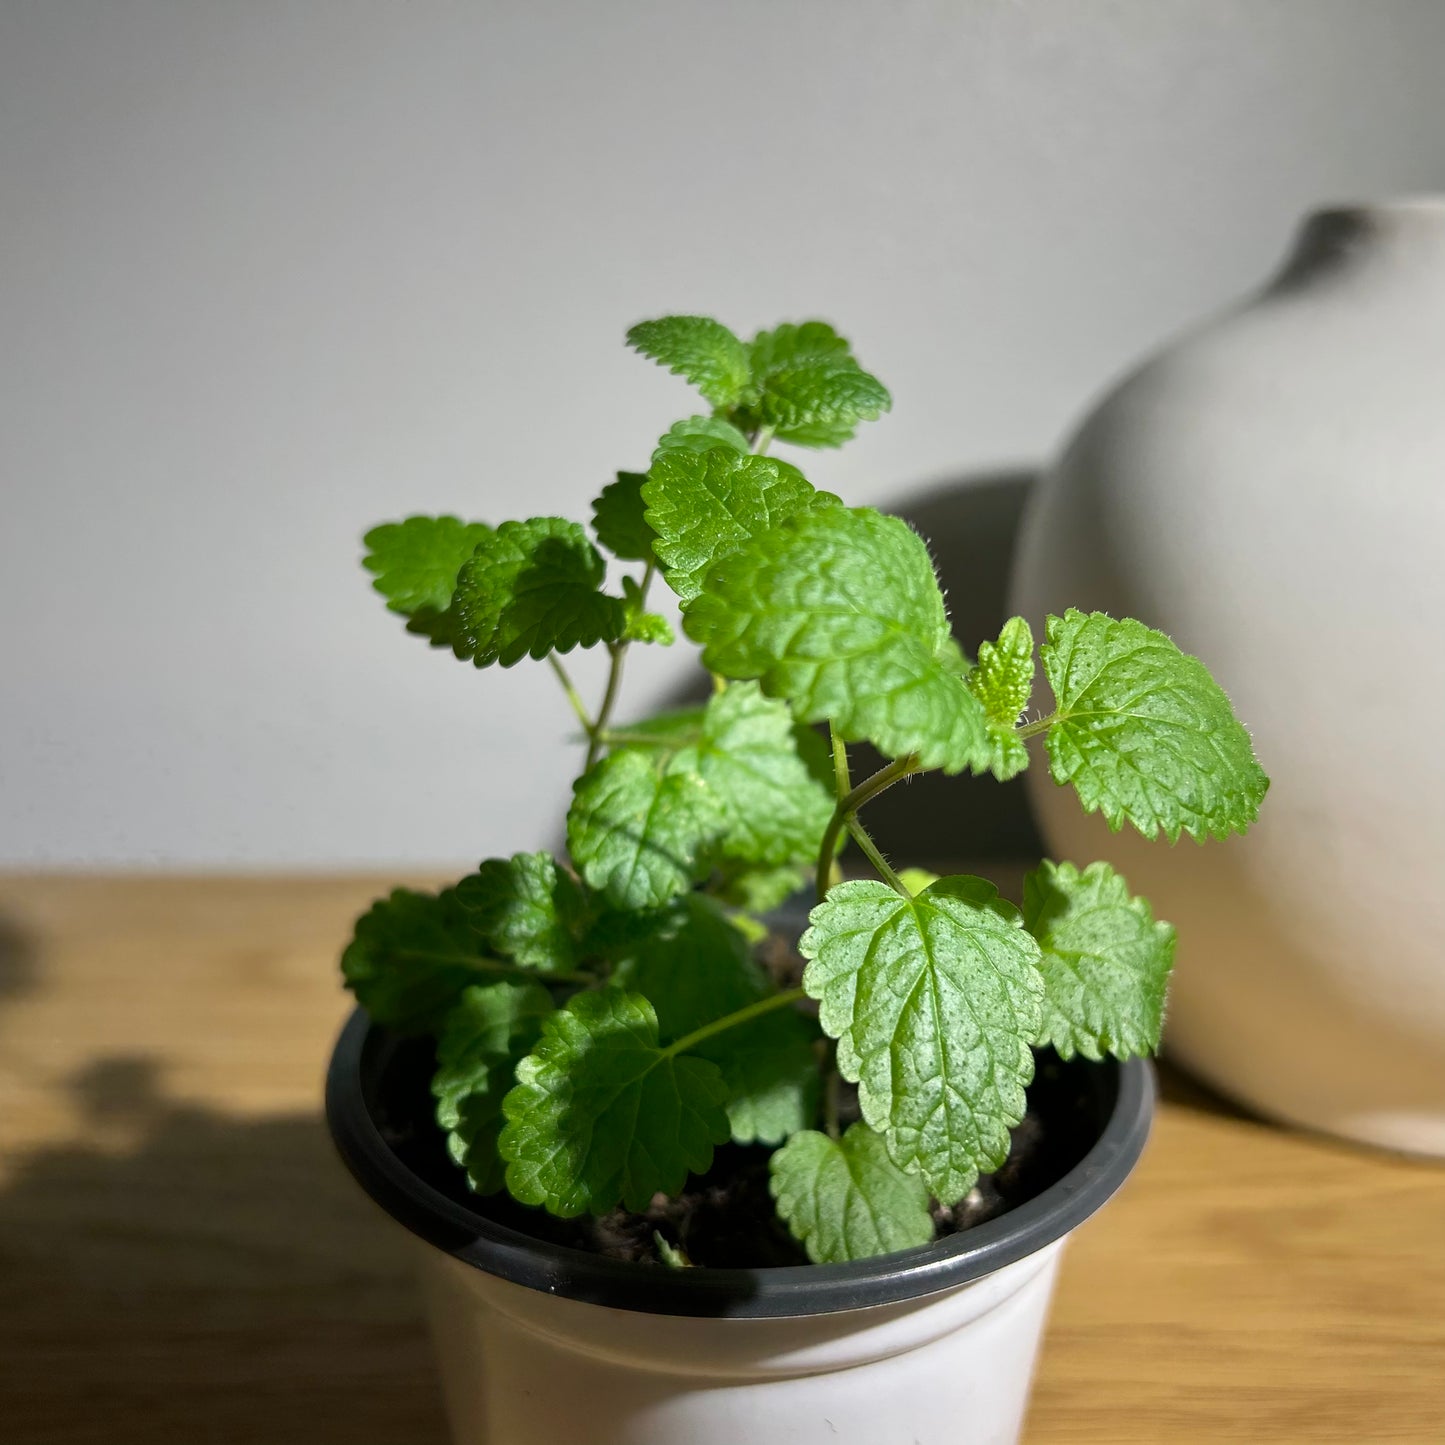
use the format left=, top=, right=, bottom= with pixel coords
left=369, top=1028, right=1099, bottom=1271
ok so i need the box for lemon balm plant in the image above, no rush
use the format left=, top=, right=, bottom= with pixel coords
left=340, top=315, right=1268, bottom=1269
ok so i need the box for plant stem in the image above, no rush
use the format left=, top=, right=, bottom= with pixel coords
left=586, top=643, right=628, bottom=770
left=815, top=753, right=921, bottom=901
left=549, top=656, right=595, bottom=735
left=1015, top=712, right=1057, bottom=741
left=397, top=949, right=595, bottom=987
left=662, top=986, right=807, bottom=1059
left=829, top=722, right=851, bottom=799
left=846, top=817, right=906, bottom=895
left=752, top=424, right=775, bottom=456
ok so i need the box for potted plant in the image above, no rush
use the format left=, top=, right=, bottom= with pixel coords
left=326, top=315, right=1268, bottom=1445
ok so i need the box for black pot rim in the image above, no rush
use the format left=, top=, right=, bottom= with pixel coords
left=326, top=1006, right=1155, bottom=1320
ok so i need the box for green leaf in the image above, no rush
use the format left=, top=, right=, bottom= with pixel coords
left=1024, top=859, right=1176, bottom=1061
left=1041, top=610, right=1269, bottom=841
left=694, top=682, right=834, bottom=867
left=642, top=447, right=836, bottom=603
left=684, top=507, right=993, bottom=775
left=498, top=989, right=731, bottom=1216
left=897, top=867, right=940, bottom=897
left=654, top=415, right=751, bottom=456
left=741, top=321, right=891, bottom=448
left=713, top=862, right=811, bottom=913
left=451, top=517, right=626, bottom=667
left=620, top=575, right=674, bottom=645
left=770, top=1124, right=934, bottom=1264
left=341, top=887, right=491, bottom=1033
left=455, top=853, right=586, bottom=973
left=432, top=981, right=555, bottom=1194
left=362, top=515, right=494, bottom=644
left=591, top=472, right=656, bottom=563
left=626, top=315, right=753, bottom=410
left=966, top=616, right=1034, bottom=781
left=611, top=893, right=819, bottom=1144
left=801, top=876, right=1044, bottom=1203
left=566, top=748, right=725, bottom=910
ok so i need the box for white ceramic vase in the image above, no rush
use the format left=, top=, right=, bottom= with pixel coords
left=1011, top=199, right=1445, bottom=1156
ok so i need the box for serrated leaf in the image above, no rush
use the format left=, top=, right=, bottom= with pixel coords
left=567, top=747, right=725, bottom=910
left=498, top=989, right=731, bottom=1216
left=611, top=893, right=819, bottom=1144
left=770, top=1124, right=934, bottom=1264
left=627, top=315, right=753, bottom=409
left=684, top=506, right=993, bottom=775
left=801, top=876, right=1044, bottom=1203
left=694, top=682, right=834, bottom=867
left=741, top=321, right=891, bottom=448
left=1041, top=610, right=1269, bottom=841
left=966, top=616, right=1034, bottom=781
left=451, top=517, right=626, bottom=667
left=341, top=887, right=492, bottom=1033
left=362, top=515, right=494, bottom=644
left=591, top=472, right=655, bottom=563
left=455, top=852, right=586, bottom=973
left=1024, top=859, right=1176, bottom=1061
left=642, top=447, right=837, bottom=603
left=432, top=981, right=555, bottom=1194
left=620, top=575, right=674, bottom=645
left=654, top=415, right=751, bottom=456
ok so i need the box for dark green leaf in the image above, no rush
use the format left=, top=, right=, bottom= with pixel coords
left=455, top=852, right=587, bottom=973
left=591, top=472, right=656, bottom=563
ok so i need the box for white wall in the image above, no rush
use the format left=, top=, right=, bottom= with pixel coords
left=4, top=0, right=1443, bottom=868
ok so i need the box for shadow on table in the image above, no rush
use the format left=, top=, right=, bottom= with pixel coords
left=0, top=1056, right=449, bottom=1445
left=1153, top=1054, right=1258, bottom=1125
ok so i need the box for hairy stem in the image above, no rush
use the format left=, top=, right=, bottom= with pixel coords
left=662, top=986, right=808, bottom=1059
left=586, top=643, right=628, bottom=770
left=1015, top=712, right=1057, bottom=741
left=846, top=817, right=906, bottom=895
left=815, top=753, right=921, bottom=901
left=549, top=656, right=595, bottom=736
left=829, top=722, right=851, bottom=799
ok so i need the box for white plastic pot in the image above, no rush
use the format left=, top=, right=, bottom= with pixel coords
left=327, top=1013, right=1153, bottom=1445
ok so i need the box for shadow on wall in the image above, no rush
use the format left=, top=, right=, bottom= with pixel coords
left=0, top=1055, right=449, bottom=1445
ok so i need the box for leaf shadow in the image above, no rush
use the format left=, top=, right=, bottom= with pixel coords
left=0, top=1055, right=450, bottom=1444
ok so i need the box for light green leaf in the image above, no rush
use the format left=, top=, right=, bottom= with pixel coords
left=740, top=321, right=891, bottom=448
left=654, top=415, right=751, bottom=456
left=1024, top=859, right=1176, bottom=1061
left=770, top=1124, right=934, bottom=1264
left=1041, top=610, right=1269, bottom=841
left=451, top=517, right=626, bottom=667
left=567, top=748, right=725, bottom=910
left=341, top=887, right=492, bottom=1033
left=694, top=682, right=834, bottom=867
left=455, top=852, right=586, bottom=973
left=362, top=515, right=494, bottom=644
left=642, top=447, right=836, bottom=603
left=684, top=507, right=993, bottom=775
left=897, top=867, right=940, bottom=897
left=801, top=876, right=1044, bottom=1203
left=713, top=862, right=811, bottom=913
left=498, top=989, right=731, bottom=1216
left=432, top=981, right=555, bottom=1194
left=611, top=893, right=818, bottom=1145
left=620, top=575, right=674, bottom=645
left=626, top=315, right=753, bottom=409
left=966, top=616, right=1034, bottom=781
left=591, top=472, right=656, bottom=563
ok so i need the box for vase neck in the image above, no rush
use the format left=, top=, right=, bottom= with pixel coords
left=1271, top=199, right=1445, bottom=296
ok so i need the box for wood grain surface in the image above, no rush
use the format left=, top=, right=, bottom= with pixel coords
left=0, top=875, right=1441, bottom=1443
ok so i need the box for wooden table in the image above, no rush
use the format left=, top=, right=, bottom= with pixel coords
left=1, top=875, right=1441, bottom=1443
